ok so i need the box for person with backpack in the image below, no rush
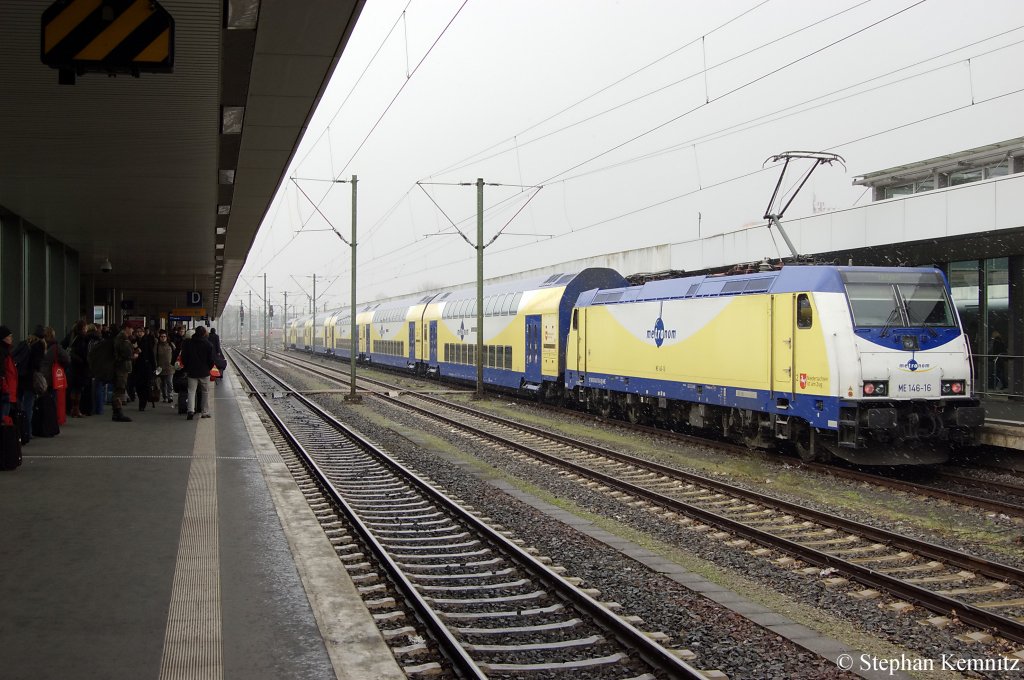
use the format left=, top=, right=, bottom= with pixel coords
left=88, top=325, right=116, bottom=416
left=111, top=324, right=136, bottom=422
left=14, top=328, right=45, bottom=442
left=0, top=326, right=17, bottom=424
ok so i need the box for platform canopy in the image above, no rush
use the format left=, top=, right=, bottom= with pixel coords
left=0, top=0, right=364, bottom=319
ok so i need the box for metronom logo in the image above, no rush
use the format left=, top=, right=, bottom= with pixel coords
left=647, top=317, right=677, bottom=348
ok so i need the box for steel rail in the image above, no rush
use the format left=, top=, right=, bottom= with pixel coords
left=380, top=390, right=1024, bottom=644
left=274, top=348, right=1024, bottom=519
left=230, top=350, right=485, bottom=678
left=232, top=349, right=707, bottom=679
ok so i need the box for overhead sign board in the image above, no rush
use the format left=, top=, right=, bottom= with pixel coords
left=171, top=308, right=206, bottom=318
left=186, top=290, right=203, bottom=306
left=41, top=0, right=175, bottom=84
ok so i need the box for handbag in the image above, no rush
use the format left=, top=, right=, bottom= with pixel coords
left=52, top=364, right=67, bottom=390
left=33, top=371, right=47, bottom=395
left=209, top=366, right=221, bottom=382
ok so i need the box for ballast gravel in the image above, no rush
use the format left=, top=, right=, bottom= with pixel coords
left=264, top=358, right=1023, bottom=679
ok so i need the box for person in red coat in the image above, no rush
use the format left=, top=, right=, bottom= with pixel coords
left=41, top=327, right=70, bottom=426
left=0, top=325, right=17, bottom=425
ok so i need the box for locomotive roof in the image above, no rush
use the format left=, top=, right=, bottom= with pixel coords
left=577, top=265, right=943, bottom=306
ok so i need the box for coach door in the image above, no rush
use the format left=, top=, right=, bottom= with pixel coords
left=429, top=321, right=438, bottom=363
left=408, top=322, right=416, bottom=362
left=525, top=315, right=542, bottom=382
left=772, top=293, right=795, bottom=398
left=363, top=324, right=370, bottom=357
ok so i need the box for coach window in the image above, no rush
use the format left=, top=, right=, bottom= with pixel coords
left=797, top=294, right=813, bottom=329
left=510, top=293, right=522, bottom=315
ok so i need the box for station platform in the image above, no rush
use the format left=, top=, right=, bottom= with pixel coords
left=980, top=396, right=1024, bottom=456
left=0, top=372, right=404, bottom=680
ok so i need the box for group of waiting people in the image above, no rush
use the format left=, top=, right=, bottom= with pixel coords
left=0, top=321, right=222, bottom=441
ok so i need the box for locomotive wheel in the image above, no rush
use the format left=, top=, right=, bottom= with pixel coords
left=794, top=426, right=832, bottom=463
left=597, top=397, right=613, bottom=419
left=795, top=436, right=817, bottom=462
left=626, top=403, right=641, bottom=424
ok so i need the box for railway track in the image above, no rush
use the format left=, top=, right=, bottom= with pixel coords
left=261, top=348, right=1024, bottom=646
left=231, top=349, right=707, bottom=679
left=270, top=348, right=1024, bottom=520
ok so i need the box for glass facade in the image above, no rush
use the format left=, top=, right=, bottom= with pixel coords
left=948, top=258, right=1014, bottom=398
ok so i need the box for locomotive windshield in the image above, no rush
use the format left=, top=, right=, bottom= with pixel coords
left=842, top=270, right=956, bottom=328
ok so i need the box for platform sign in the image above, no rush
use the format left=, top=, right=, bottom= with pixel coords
left=186, top=290, right=203, bottom=306
left=41, top=0, right=175, bottom=84
left=172, top=307, right=206, bottom=318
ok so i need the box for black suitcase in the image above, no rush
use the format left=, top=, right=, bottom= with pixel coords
left=1, top=423, right=22, bottom=470
left=177, top=384, right=203, bottom=415
left=13, top=407, right=29, bottom=445
left=33, top=392, right=60, bottom=438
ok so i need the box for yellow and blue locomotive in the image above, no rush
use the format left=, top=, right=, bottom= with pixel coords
left=565, top=266, right=983, bottom=464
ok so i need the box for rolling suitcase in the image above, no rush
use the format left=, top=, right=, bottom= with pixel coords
left=33, top=392, right=60, bottom=437
left=13, top=407, right=30, bottom=445
left=177, top=383, right=203, bottom=415
left=1, top=423, right=22, bottom=470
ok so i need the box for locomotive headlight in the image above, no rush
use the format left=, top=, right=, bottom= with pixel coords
left=941, top=380, right=965, bottom=395
left=862, top=381, right=888, bottom=396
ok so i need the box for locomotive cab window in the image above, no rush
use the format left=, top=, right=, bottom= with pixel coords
left=796, top=294, right=812, bottom=329
left=841, top=270, right=956, bottom=328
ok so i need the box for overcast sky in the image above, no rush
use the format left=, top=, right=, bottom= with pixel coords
left=233, top=0, right=1024, bottom=314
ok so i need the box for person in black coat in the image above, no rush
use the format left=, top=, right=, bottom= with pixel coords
left=208, top=328, right=222, bottom=357
left=16, top=329, right=46, bottom=441
left=133, top=326, right=157, bottom=411
left=183, top=326, right=215, bottom=420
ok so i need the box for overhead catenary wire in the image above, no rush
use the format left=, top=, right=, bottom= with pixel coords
left=249, top=1, right=1019, bottom=306
left=536, top=0, right=931, bottom=186
left=368, top=0, right=938, bottom=281
left=551, top=26, right=1024, bottom=185
left=355, top=31, right=1020, bottom=292
left=433, top=0, right=877, bottom=178
left=286, top=0, right=470, bottom=247
left=292, top=0, right=415, bottom=173
left=431, top=0, right=778, bottom=177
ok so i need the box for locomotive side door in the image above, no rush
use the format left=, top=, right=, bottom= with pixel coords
left=772, top=293, right=795, bottom=398
left=574, top=308, right=586, bottom=377
left=525, top=314, right=542, bottom=383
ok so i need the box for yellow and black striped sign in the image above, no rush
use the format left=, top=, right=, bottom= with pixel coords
left=41, top=0, right=174, bottom=75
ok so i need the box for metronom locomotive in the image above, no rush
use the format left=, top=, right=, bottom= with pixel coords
left=288, top=264, right=984, bottom=465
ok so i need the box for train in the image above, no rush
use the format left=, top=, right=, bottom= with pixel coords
left=286, top=264, right=984, bottom=465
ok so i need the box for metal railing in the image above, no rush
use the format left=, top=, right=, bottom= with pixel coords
left=974, top=353, right=1023, bottom=400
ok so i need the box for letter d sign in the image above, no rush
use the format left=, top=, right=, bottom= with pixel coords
left=187, top=291, right=203, bottom=306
